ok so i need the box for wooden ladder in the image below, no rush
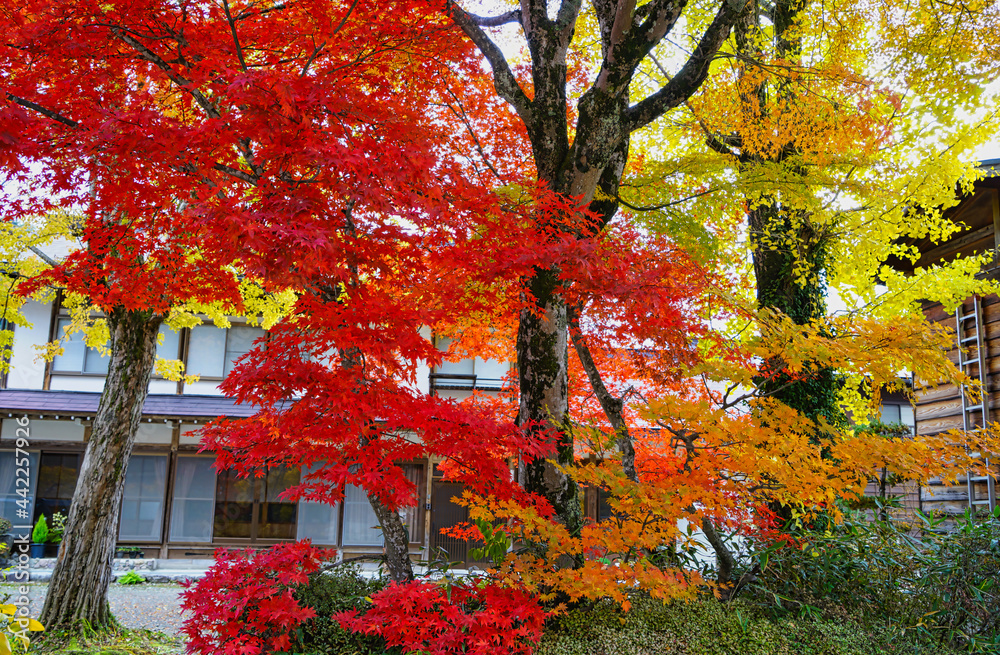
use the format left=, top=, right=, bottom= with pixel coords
left=956, top=296, right=997, bottom=514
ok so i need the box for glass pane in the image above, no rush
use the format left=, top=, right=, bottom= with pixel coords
left=213, top=469, right=254, bottom=539
left=257, top=467, right=300, bottom=540
left=83, top=348, right=110, bottom=374
left=296, top=463, right=339, bottom=545
left=436, top=337, right=474, bottom=376
left=900, top=405, right=915, bottom=432
left=156, top=326, right=181, bottom=361
left=169, top=457, right=216, bottom=543
left=342, top=484, right=383, bottom=546
left=224, top=326, right=264, bottom=377
left=881, top=405, right=901, bottom=425
left=35, top=453, right=80, bottom=523
left=0, top=451, right=37, bottom=531
left=187, top=325, right=227, bottom=377
left=119, top=456, right=166, bottom=541
left=400, top=464, right=424, bottom=541
left=474, top=357, right=508, bottom=388
left=52, top=318, right=85, bottom=372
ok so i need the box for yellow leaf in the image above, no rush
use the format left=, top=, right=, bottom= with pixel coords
left=0, top=633, right=11, bottom=655
left=27, top=618, right=44, bottom=632
left=0, top=605, right=14, bottom=616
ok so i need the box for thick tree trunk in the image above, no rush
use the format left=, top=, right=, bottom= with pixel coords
left=517, top=268, right=582, bottom=537
left=39, top=308, right=161, bottom=631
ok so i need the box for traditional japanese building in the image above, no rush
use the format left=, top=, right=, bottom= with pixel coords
left=0, top=298, right=509, bottom=562
left=891, top=161, right=1000, bottom=516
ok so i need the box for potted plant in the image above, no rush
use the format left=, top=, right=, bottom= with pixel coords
left=0, top=517, right=11, bottom=565
left=30, top=515, right=48, bottom=558
left=113, top=546, right=144, bottom=559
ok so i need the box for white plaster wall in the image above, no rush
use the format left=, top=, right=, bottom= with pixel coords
left=135, top=422, right=174, bottom=445
left=48, top=376, right=106, bottom=392
left=414, top=325, right=432, bottom=396
left=148, top=380, right=176, bottom=394
left=7, top=300, right=52, bottom=390
left=0, top=418, right=85, bottom=443
left=179, top=424, right=206, bottom=446
left=183, top=380, right=224, bottom=396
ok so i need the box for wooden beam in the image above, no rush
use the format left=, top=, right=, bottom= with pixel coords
left=920, top=224, right=994, bottom=264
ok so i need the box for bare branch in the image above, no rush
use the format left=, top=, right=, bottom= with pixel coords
left=616, top=187, right=717, bottom=211
left=626, top=0, right=743, bottom=132
left=446, top=2, right=534, bottom=128
left=27, top=246, right=59, bottom=268
left=467, top=9, right=522, bottom=26
left=211, top=162, right=259, bottom=184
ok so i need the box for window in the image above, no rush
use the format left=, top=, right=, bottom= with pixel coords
left=0, top=450, right=38, bottom=528
left=296, top=464, right=340, bottom=545
left=169, top=457, right=216, bottom=543
left=257, top=467, right=299, bottom=540
left=51, top=318, right=108, bottom=373
left=34, top=453, right=80, bottom=522
left=51, top=320, right=180, bottom=374
left=186, top=325, right=264, bottom=378
left=213, top=466, right=300, bottom=541
left=880, top=404, right=915, bottom=434
left=432, top=337, right=508, bottom=390
left=118, top=455, right=167, bottom=541
left=341, top=484, right=383, bottom=547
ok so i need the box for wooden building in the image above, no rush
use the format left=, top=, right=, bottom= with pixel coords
left=894, top=162, right=1000, bottom=516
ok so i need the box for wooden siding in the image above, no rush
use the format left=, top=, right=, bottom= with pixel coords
left=907, top=177, right=1000, bottom=515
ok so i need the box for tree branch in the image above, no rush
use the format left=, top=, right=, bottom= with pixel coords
left=5, top=93, right=78, bottom=128
left=568, top=310, right=637, bottom=482
left=111, top=28, right=222, bottom=120
left=221, top=0, right=249, bottom=72
left=616, top=187, right=717, bottom=211
left=467, top=9, right=522, bottom=26
left=626, top=0, right=743, bottom=132
left=211, top=162, right=259, bottom=184
left=28, top=246, right=59, bottom=268
left=446, top=2, right=534, bottom=128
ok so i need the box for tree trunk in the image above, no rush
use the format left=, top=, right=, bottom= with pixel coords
left=517, top=267, right=582, bottom=537
left=39, top=308, right=161, bottom=631
left=367, top=495, right=413, bottom=583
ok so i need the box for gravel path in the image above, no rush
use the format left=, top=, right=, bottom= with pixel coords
left=0, top=582, right=187, bottom=635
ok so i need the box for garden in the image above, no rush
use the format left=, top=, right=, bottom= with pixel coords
left=1, top=0, right=1000, bottom=653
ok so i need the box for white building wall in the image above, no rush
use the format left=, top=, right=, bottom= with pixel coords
left=7, top=299, right=51, bottom=390
left=1, top=418, right=85, bottom=442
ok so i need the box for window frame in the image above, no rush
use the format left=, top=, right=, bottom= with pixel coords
left=184, top=323, right=265, bottom=381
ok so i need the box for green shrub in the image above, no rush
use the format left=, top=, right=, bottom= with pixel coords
left=743, top=504, right=1000, bottom=653
left=537, top=595, right=961, bottom=655
left=30, top=516, right=48, bottom=544
left=294, top=564, right=398, bottom=655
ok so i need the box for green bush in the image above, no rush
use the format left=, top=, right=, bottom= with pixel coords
left=294, top=564, right=398, bottom=655
left=743, top=504, right=1000, bottom=653
left=537, top=594, right=961, bottom=655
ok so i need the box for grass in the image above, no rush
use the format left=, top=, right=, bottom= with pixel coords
left=30, top=627, right=184, bottom=655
